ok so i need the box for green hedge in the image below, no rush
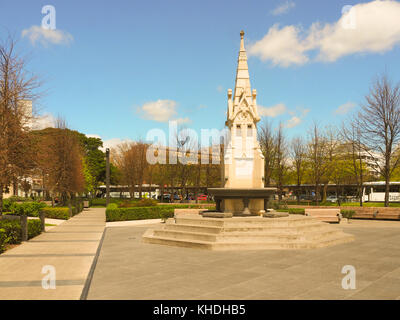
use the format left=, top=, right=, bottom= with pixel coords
left=90, top=198, right=125, bottom=207
left=28, top=219, right=42, bottom=239
left=40, top=207, right=71, bottom=220
left=0, top=219, right=42, bottom=253
left=106, top=205, right=175, bottom=222
left=8, top=202, right=47, bottom=217
left=0, top=220, right=21, bottom=245
left=341, top=210, right=356, bottom=219
left=276, top=208, right=305, bottom=215
left=0, top=228, right=7, bottom=253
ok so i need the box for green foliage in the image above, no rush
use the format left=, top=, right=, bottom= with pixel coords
left=9, top=202, right=47, bottom=217
left=0, top=228, right=7, bottom=253
left=28, top=219, right=42, bottom=239
left=276, top=208, right=305, bottom=215
left=119, top=198, right=158, bottom=208
left=106, top=203, right=216, bottom=222
left=341, top=210, right=356, bottom=219
left=90, top=198, right=124, bottom=207
left=0, top=220, right=21, bottom=244
left=106, top=205, right=174, bottom=222
left=40, top=207, right=71, bottom=220
left=0, top=219, right=43, bottom=253
left=2, top=199, right=13, bottom=211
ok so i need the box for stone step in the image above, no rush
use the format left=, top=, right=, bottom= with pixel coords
left=174, top=217, right=225, bottom=227
left=221, top=221, right=327, bottom=233
left=164, top=223, right=223, bottom=234
left=154, top=227, right=343, bottom=243
left=153, top=229, right=218, bottom=242
left=142, top=232, right=355, bottom=251
left=174, top=215, right=319, bottom=228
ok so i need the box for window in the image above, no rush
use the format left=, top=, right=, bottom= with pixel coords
left=236, top=124, right=241, bottom=137
left=247, top=124, right=252, bottom=137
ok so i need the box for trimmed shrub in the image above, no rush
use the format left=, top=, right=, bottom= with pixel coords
left=276, top=208, right=305, bottom=215
left=120, top=198, right=158, bottom=208
left=0, top=220, right=21, bottom=244
left=9, top=202, right=47, bottom=217
left=28, top=219, right=42, bottom=239
left=40, top=207, right=70, bottom=220
left=106, top=205, right=175, bottom=222
left=90, top=198, right=124, bottom=207
left=341, top=210, right=356, bottom=219
left=288, top=208, right=305, bottom=215
left=0, top=228, right=7, bottom=253
left=2, top=199, right=13, bottom=212
left=0, top=219, right=43, bottom=253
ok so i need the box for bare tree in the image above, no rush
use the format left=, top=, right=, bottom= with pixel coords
left=273, top=123, right=287, bottom=201
left=114, top=141, right=149, bottom=199
left=342, top=120, right=366, bottom=206
left=307, top=123, right=329, bottom=205
left=357, top=74, right=400, bottom=207
left=258, top=120, right=276, bottom=186
left=290, top=136, right=306, bottom=204
left=0, top=36, right=40, bottom=215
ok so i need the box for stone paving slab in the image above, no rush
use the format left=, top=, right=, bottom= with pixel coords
left=0, top=208, right=105, bottom=300
left=87, top=220, right=400, bottom=300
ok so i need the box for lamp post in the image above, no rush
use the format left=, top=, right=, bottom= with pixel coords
left=106, top=148, right=110, bottom=207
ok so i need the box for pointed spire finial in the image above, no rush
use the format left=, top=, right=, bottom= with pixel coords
left=240, top=30, right=244, bottom=39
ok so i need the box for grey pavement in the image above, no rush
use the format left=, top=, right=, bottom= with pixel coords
left=0, top=207, right=105, bottom=300
left=87, top=219, right=400, bottom=300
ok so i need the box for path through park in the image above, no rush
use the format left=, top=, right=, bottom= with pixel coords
left=0, top=207, right=105, bottom=300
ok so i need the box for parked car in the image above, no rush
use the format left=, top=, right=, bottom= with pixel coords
left=157, top=194, right=171, bottom=202
left=197, top=194, right=208, bottom=201
left=326, top=195, right=338, bottom=203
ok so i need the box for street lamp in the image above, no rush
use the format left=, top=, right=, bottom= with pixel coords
left=106, top=148, right=110, bottom=207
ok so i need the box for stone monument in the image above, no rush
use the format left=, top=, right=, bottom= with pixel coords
left=207, top=30, right=276, bottom=216
left=142, top=31, right=355, bottom=250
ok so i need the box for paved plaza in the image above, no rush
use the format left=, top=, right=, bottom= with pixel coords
left=87, top=219, right=400, bottom=300
left=0, top=208, right=105, bottom=300
left=1, top=207, right=400, bottom=300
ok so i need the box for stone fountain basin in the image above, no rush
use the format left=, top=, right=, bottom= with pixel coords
left=208, top=188, right=277, bottom=198
left=207, top=187, right=278, bottom=216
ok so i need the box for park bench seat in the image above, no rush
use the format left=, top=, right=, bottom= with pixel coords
left=305, top=209, right=342, bottom=223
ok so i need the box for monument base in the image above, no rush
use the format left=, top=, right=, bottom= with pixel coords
left=143, top=213, right=355, bottom=250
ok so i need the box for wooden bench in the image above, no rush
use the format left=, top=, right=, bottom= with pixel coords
left=305, top=208, right=342, bottom=223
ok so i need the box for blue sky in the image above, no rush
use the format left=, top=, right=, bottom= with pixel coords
left=1, top=0, right=400, bottom=148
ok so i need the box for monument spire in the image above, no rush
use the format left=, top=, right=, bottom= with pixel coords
left=234, top=30, right=251, bottom=99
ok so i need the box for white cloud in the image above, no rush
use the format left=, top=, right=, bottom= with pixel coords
left=22, top=25, right=73, bottom=46
left=335, top=102, right=357, bottom=115
left=137, top=99, right=177, bottom=122
left=258, top=103, right=287, bottom=117
left=102, top=138, right=133, bottom=151
left=249, top=0, right=400, bottom=67
left=248, top=24, right=310, bottom=67
left=31, top=113, right=56, bottom=130
left=137, top=99, right=192, bottom=124
left=271, top=0, right=296, bottom=16
left=285, top=116, right=302, bottom=128
left=217, top=85, right=223, bottom=92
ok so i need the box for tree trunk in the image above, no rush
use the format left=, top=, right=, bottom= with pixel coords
left=385, top=175, right=390, bottom=207
left=0, top=185, right=3, bottom=216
